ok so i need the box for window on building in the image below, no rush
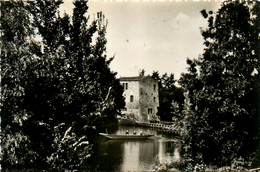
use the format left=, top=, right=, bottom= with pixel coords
left=154, top=97, right=156, bottom=102
left=122, top=83, right=128, bottom=90
left=148, top=108, right=153, bottom=114
left=130, top=95, right=134, bottom=102
left=154, top=84, right=156, bottom=91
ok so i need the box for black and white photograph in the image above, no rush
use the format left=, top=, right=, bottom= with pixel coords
left=1, top=0, right=259, bottom=171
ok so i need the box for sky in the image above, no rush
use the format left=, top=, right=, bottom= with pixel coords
left=61, top=0, right=222, bottom=79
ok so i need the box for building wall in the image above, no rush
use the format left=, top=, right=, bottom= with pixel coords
left=120, top=80, right=141, bottom=121
left=139, top=77, right=159, bottom=121
left=120, top=76, right=159, bottom=122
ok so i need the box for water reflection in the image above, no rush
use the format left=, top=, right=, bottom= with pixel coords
left=122, top=141, right=154, bottom=171
left=91, top=126, right=180, bottom=171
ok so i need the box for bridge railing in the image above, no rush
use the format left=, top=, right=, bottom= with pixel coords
left=135, top=121, right=178, bottom=134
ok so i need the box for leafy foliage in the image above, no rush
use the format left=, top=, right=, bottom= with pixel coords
left=1, top=0, right=124, bottom=170
left=177, top=0, right=260, bottom=170
left=151, top=71, right=184, bottom=122
left=47, top=124, right=92, bottom=171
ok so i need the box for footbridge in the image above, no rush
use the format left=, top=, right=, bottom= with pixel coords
left=135, top=121, right=180, bottom=135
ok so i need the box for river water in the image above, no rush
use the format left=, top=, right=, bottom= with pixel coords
left=90, top=125, right=181, bottom=171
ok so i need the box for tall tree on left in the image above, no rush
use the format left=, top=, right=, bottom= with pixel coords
left=0, top=0, right=38, bottom=169
left=0, top=0, right=124, bottom=170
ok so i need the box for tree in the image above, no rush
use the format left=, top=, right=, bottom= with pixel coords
left=0, top=0, right=38, bottom=169
left=178, top=0, right=260, bottom=169
left=151, top=71, right=184, bottom=122
left=139, top=68, right=145, bottom=76
left=1, top=0, right=124, bottom=170
left=178, top=59, right=206, bottom=170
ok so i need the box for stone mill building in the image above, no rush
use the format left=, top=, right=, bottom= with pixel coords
left=119, top=76, right=160, bottom=122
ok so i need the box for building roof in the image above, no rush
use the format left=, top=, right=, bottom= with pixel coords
left=119, top=76, right=153, bottom=81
